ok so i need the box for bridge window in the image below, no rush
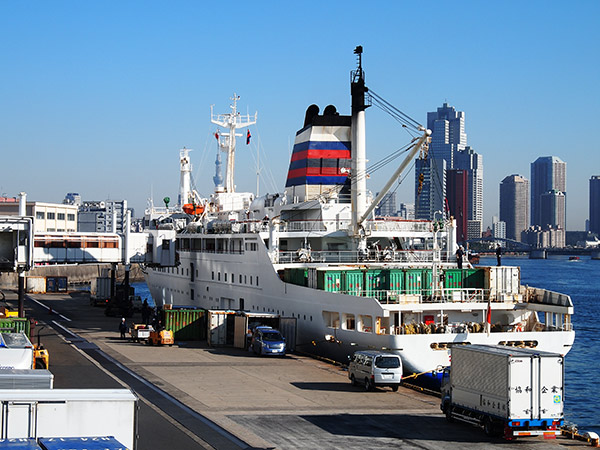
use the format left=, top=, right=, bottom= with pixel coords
left=57, top=213, right=65, bottom=220
left=36, top=212, right=45, bottom=219
left=47, top=213, right=55, bottom=220
left=67, top=214, right=75, bottom=221
left=323, top=311, right=340, bottom=329
left=192, top=239, right=202, bottom=251
left=342, top=313, right=355, bottom=330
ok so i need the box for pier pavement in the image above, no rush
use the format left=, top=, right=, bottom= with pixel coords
left=2, top=290, right=592, bottom=450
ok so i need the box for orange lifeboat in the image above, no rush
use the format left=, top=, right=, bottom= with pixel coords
left=183, top=203, right=205, bottom=215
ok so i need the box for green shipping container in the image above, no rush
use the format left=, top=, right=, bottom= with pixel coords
left=284, top=268, right=307, bottom=286
left=444, top=269, right=463, bottom=289
left=0, top=318, right=30, bottom=336
left=163, top=309, right=206, bottom=341
left=463, top=268, right=485, bottom=289
left=317, top=271, right=343, bottom=292
left=344, top=270, right=364, bottom=296
left=404, top=269, right=423, bottom=295
left=365, top=270, right=389, bottom=300
left=422, top=269, right=433, bottom=297
left=389, top=270, right=404, bottom=293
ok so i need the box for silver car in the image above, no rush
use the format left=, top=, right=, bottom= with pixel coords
left=348, top=350, right=402, bottom=391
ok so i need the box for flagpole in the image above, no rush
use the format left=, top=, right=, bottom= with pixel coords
left=256, top=134, right=260, bottom=196
left=486, top=297, right=491, bottom=337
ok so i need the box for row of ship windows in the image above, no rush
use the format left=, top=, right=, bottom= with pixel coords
left=155, top=266, right=259, bottom=287
left=211, top=271, right=259, bottom=286
left=323, top=310, right=375, bottom=333
left=36, top=212, right=76, bottom=221
left=176, top=238, right=258, bottom=253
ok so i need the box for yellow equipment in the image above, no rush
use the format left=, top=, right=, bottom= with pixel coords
left=147, top=329, right=174, bottom=346
left=33, top=325, right=49, bottom=369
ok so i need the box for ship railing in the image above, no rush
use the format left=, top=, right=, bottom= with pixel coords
left=275, top=219, right=434, bottom=233
left=360, top=288, right=487, bottom=305
left=277, top=249, right=452, bottom=264
left=524, top=286, right=574, bottom=308
left=363, top=219, right=432, bottom=233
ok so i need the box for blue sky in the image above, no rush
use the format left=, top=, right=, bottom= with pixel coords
left=1, top=1, right=598, bottom=230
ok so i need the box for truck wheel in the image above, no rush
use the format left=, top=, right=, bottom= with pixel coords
left=391, top=385, right=399, bottom=392
left=484, top=417, right=498, bottom=437
left=350, top=374, right=357, bottom=387
left=444, top=405, right=454, bottom=423
left=364, top=378, right=374, bottom=391
left=35, top=359, right=47, bottom=369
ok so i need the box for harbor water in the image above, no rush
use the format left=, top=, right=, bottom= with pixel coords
left=480, top=255, right=599, bottom=432
left=132, top=257, right=599, bottom=431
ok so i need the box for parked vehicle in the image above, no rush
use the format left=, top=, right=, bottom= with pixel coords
left=0, top=388, right=137, bottom=448
left=130, top=324, right=154, bottom=343
left=251, top=327, right=286, bottom=356
left=348, top=350, right=402, bottom=391
left=441, top=344, right=564, bottom=439
left=0, top=332, right=34, bottom=370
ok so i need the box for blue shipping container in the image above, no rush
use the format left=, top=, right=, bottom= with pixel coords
left=0, top=439, right=41, bottom=449
left=38, top=436, right=128, bottom=450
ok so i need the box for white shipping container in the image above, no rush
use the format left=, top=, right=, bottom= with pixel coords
left=208, top=311, right=232, bottom=346
left=26, top=277, right=46, bottom=294
left=0, top=389, right=137, bottom=449
left=485, top=267, right=521, bottom=301
left=450, top=345, right=564, bottom=422
left=91, top=277, right=111, bottom=301
left=0, top=369, right=53, bottom=389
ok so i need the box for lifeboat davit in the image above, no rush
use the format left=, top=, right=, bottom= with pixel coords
left=183, top=203, right=205, bottom=215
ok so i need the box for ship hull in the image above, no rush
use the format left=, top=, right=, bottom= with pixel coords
left=144, top=232, right=575, bottom=378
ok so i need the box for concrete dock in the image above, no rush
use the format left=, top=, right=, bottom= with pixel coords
left=2, top=290, right=592, bottom=449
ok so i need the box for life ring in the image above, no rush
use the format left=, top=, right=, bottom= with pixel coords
left=515, top=323, right=523, bottom=332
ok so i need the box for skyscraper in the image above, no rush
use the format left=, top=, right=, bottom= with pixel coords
left=419, top=103, right=483, bottom=235
left=398, top=202, right=415, bottom=220
left=590, top=176, right=600, bottom=235
left=427, top=103, right=467, bottom=167
left=415, top=158, right=446, bottom=220
left=455, top=146, right=483, bottom=225
left=499, top=174, right=529, bottom=242
left=375, top=192, right=397, bottom=217
left=540, top=190, right=566, bottom=230
left=530, top=156, right=566, bottom=228
left=446, top=169, right=468, bottom=243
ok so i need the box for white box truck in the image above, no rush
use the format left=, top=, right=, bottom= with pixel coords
left=0, top=389, right=138, bottom=449
left=441, top=344, right=564, bottom=439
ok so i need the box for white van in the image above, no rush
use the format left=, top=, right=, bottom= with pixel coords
left=348, top=350, right=402, bottom=391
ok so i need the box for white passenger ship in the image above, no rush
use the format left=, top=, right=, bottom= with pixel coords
left=144, top=48, right=574, bottom=382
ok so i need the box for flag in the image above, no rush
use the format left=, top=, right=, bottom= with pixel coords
left=246, top=129, right=251, bottom=145
left=486, top=298, right=491, bottom=337
left=214, top=132, right=219, bottom=141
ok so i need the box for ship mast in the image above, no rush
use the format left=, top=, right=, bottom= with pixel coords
left=179, top=148, right=192, bottom=206
left=211, top=94, right=257, bottom=193
left=351, top=46, right=369, bottom=237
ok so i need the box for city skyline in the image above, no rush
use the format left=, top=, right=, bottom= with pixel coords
left=1, top=2, right=598, bottom=231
